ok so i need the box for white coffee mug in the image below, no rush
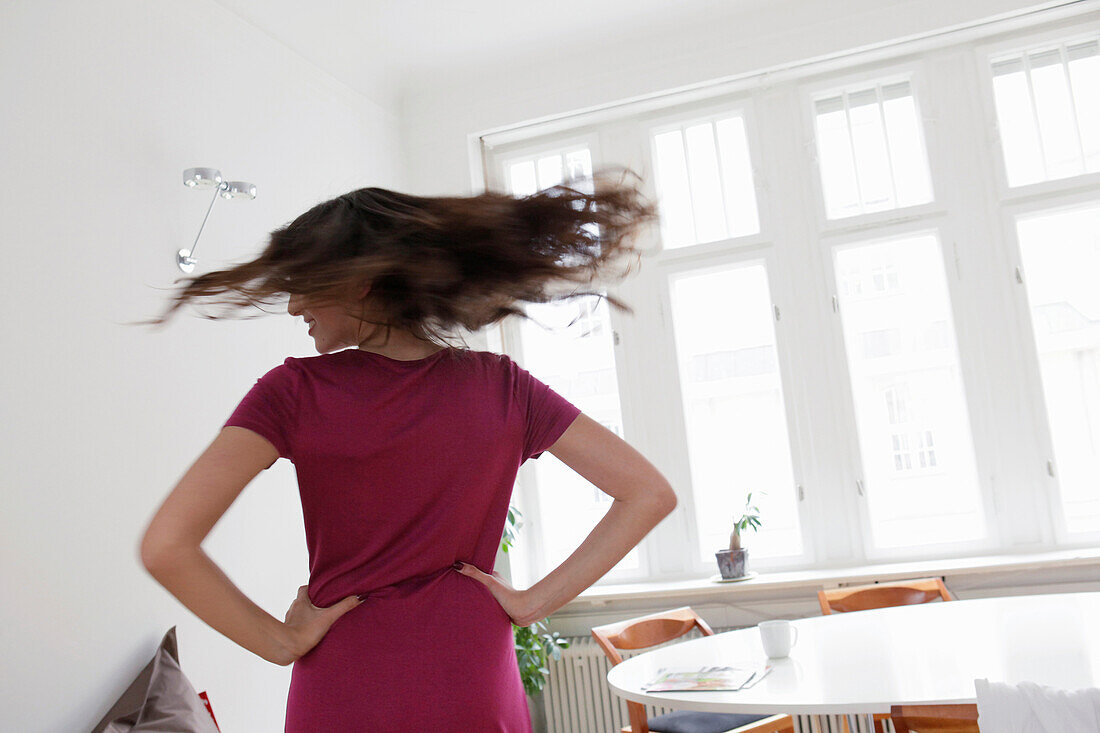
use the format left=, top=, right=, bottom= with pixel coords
left=758, top=619, right=799, bottom=658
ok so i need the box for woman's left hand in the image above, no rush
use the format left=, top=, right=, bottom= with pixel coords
left=455, top=563, right=543, bottom=627
left=274, top=585, right=362, bottom=666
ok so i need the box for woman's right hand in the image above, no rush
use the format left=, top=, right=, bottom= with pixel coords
left=455, top=563, right=543, bottom=627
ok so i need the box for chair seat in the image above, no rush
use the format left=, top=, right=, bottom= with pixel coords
left=646, top=709, right=772, bottom=733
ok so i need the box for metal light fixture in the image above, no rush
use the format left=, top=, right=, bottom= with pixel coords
left=178, top=167, right=258, bottom=273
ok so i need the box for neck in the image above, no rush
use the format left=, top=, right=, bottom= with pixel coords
left=356, top=332, right=446, bottom=360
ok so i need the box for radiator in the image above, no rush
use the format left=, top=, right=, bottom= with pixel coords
left=543, top=632, right=687, bottom=733
left=542, top=631, right=895, bottom=733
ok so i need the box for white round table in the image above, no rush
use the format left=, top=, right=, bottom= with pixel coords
left=607, top=592, right=1100, bottom=732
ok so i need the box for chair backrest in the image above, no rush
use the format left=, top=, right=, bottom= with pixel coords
left=890, top=703, right=979, bottom=733
left=818, top=577, right=953, bottom=615
left=591, top=606, right=715, bottom=733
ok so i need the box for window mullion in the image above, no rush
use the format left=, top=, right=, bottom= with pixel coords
left=762, top=87, right=858, bottom=565
left=929, top=49, right=1047, bottom=550
left=605, top=121, right=698, bottom=580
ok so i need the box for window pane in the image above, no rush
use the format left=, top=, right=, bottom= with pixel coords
left=814, top=80, right=933, bottom=219
left=536, top=153, right=564, bottom=190
left=815, top=96, right=862, bottom=218
left=564, top=148, right=594, bottom=188
left=684, top=123, right=728, bottom=243
left=518, top=297, right=640, bottom=581
left=716, top=117, right=760, bottom=237
left=882, top=87, right=934, bottom=208
left=1068, top=41, right=1100, bottom=171
left=992, top=58, right=1046, bottom=186
left=1029, top=49, right=1083, bottom=179
left=1016, top=203, right=1100, bottom=535
left=990, top=39, right=1100, bottom=186
left=654, top=130, right=696, bottom=248
left=834, top=233, right=985, bottom=548
left=669, top=263, right=803, bottom=562
left=848, top=89, right=895, bottom=212
left=652, top=113, right=760, bottom=248
left=509, top=160, right=537, bottom=197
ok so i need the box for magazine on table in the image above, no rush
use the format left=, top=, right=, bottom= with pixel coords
left=641, top=663, right=773, bottom=692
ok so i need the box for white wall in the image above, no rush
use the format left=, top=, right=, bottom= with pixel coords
left=0, top=1, right=404, bottom=730
left=400, top=0, right=1048, bottom=196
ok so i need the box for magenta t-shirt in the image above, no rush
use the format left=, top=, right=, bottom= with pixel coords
left=222, top=346, right=580, bottom=731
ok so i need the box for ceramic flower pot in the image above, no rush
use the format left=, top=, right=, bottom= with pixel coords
left=715, top=548, right=749, bottom=579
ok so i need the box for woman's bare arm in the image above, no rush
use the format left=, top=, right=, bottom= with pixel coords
left=139, top=427, right=350, bottom=665
left=462, top=412, right=677, bottom=625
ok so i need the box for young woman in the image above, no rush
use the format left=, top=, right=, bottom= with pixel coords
left=138, top=170, right=678, bottom=731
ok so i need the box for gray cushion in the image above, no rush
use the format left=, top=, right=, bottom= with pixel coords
left=647, top=709, right=773, bottom=733
left=89, top=626, right=220, bottom=732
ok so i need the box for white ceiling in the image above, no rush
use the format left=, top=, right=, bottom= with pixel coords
left=212, top=0, right=757, bottom=107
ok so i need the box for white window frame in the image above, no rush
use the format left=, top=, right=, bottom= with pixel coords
left=801, top=60, right=944, bottom=234
left=479, top=9, right=1100, bottom=588
left=820, top=222, right=1003, bottom=561
left=997, top=188, right=1100, bottom=549
left=495, top=130, right=602, bottom=195
left=655, top=244, right=817, bottom=575
left=974, top=20, right=1100, bottom=550
left=975, top=21, right=1100, bottom=199
left=643, top=96, right=769, bottom=250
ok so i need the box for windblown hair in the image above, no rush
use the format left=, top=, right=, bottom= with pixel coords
left=136, top=167, right=660, bottom=349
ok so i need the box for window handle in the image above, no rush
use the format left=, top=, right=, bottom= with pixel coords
left=832, top=294, right=839, bottom=313
left=856, top=479, right=865, bottom=497
left=1047, top=459, right=1056, bottom=478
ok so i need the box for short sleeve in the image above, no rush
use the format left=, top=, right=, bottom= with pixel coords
left=223, top=358, right=300, bottom=467
left=507, top=355, right=582, bottom=462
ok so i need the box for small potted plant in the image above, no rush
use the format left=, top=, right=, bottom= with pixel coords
left=715, top=492, right=762, bottom=579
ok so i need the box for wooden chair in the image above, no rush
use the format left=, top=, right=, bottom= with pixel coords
left=819, top=578, right=955, bottom=733
left=818, top=577, right=953, bottom=615
left=591, top=606, right=794, bottom=733
left=889, top=703, right=979, bottom=732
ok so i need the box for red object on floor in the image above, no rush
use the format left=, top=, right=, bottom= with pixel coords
left=198, top=691, right=220, bottom=731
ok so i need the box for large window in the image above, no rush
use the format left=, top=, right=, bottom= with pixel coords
left=832, top=233, right=986, bottom=550
left=668, top=262, right=804, bottom=562
left=1016, top=203, right=1100, bottom=536
left=485, top=13, right=1100, bottom=586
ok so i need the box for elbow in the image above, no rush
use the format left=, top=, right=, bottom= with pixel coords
left=139, top=532, right=192, bottom=574
left=650, top=483, right=678, bottom=518
left=139, top=534, right=165, bottom=573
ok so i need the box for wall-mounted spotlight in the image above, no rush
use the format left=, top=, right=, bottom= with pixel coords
left=178, top=167, right=257, bottom=273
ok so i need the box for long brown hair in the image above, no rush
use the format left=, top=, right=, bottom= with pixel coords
left=136, top=167, right=660, bottom=348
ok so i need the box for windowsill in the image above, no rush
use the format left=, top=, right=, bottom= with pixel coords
left=563, top=546, right=1100, bottom=608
